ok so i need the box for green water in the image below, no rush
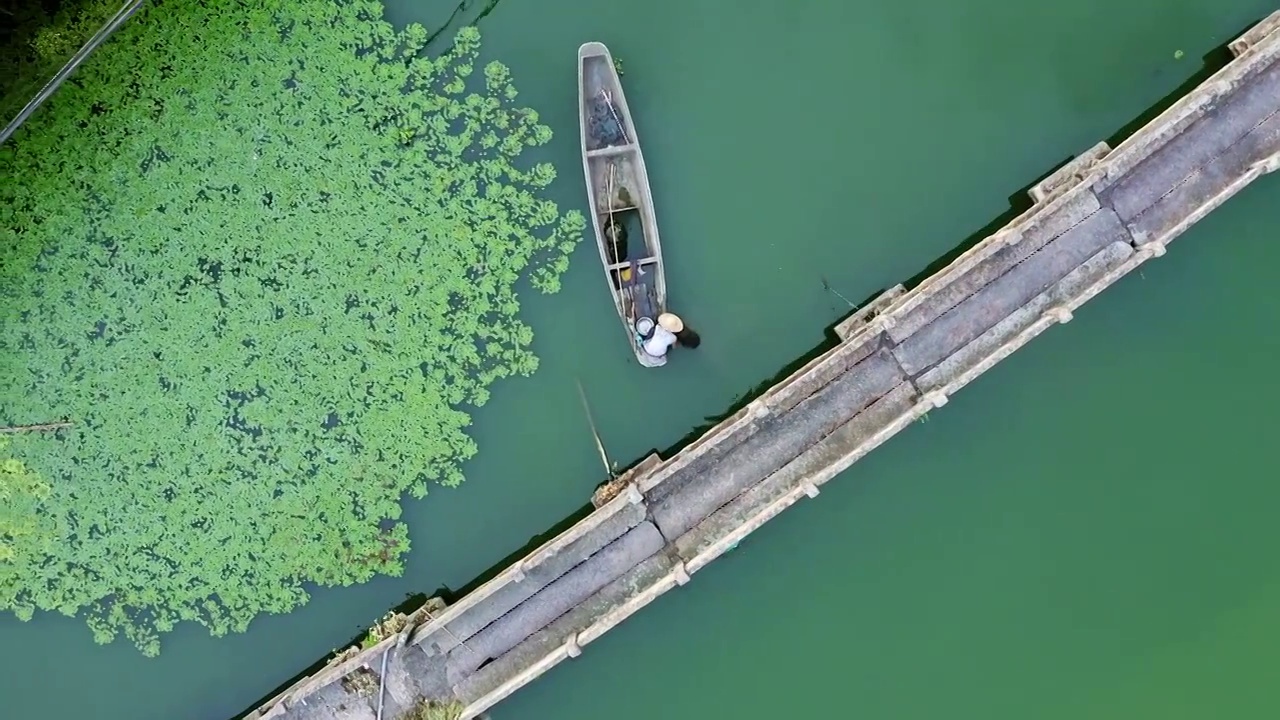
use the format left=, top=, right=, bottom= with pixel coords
left=2, top=0, right=1279, bottom=718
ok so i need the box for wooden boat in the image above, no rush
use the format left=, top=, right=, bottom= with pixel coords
left=578, top=41, right=668, bottom=367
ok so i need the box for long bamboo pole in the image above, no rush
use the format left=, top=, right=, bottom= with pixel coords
left=0, top=421, right=72, bottom=434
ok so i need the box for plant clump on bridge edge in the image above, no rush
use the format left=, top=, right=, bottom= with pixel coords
left=399, top=699, right=464, bottom=720
left=0, top=0, right=584, bottom=656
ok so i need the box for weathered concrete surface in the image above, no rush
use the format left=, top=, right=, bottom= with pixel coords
left=893, top=205, right=1130, bottom=375
left=1101, top=60, right=1280, bottom=240
left=443, top=521, right=664, bottom=685
left=649, top=347, right=905, bottom=540
left=887, top=189, right=1105, bottom=345
left=453, top=552, right=681, bottom=713
left=916, top=240, right=1137, bottom=394
left=408, top=475, right=646, bottom=660
left=673, top=381, right=923, bottom=574
left=414, top=493, right=645, bottom=659
left=241, top=12, right=1280, bottom=720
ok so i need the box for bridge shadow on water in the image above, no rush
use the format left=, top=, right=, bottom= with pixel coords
left=231, top=23, right=1259, bottom=719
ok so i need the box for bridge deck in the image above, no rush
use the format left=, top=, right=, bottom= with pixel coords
left=243, top=11, right=1280, bottom=720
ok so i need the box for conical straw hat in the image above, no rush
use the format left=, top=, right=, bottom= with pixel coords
left=658, top=313, right=684, bottom=333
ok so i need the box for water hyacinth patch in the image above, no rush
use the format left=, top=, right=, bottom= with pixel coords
left=0, top=0, right=584, bottom=656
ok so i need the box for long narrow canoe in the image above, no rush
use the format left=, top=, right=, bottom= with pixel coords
left=578, top=41, right=668, bottom=367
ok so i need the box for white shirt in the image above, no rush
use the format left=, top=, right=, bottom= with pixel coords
left=642, top=326, right=677, bottom=358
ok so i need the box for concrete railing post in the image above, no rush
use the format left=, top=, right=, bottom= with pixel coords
left=1255, top=152, right=1280, bottom=174
left=672, top=561, right=691, bottom=586
left=563, top=634, right=582, bottom=659
left=922, top=390, right=949, bottom=409
left=1047, top=306, right=1073, bottom=324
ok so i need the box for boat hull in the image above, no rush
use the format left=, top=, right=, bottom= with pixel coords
left=578, top=42, right=668, bottom=367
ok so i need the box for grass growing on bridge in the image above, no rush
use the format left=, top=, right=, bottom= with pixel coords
left=0, top=0, right=583, bottom=656
left=400, top=699, right=464, bottom=720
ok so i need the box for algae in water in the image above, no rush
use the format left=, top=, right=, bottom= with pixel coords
left=0, top=0, right=584, bottom=656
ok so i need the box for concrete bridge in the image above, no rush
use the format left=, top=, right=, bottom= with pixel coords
left=242, top=11, right=1280, bottom=720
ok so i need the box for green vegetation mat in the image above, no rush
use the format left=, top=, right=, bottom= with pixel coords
left=0, top=0, right=583, bottom=655
left=0, top=0, right=127, bottom=128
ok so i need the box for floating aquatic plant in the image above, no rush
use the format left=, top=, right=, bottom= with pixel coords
left=0, top=0, right=583, bottom=655
left=0, top=437, right=53, bottom=567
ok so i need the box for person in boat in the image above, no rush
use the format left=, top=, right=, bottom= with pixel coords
left=674, top=324, right=701, bottom=349
left=637, top=312, right=685, bottom=362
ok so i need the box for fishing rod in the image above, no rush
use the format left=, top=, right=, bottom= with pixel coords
left=375, top=648, right=389, bottom=720
left=600, top=88, right=629, bottom=144
left=821, top=276, right=857, bottom=309
left=576, top=378, right=616, bottom=478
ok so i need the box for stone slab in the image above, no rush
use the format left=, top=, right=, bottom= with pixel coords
left=453, top=553, right=678, bottom=706
left=674, top=382, right=919, bottom=573
left=1125, top=107, right=1280, bottom=245
left=1028, top=142, right=1113, bottom=204
left=1102, top=58, right=1280, bottom=223
left=1096, top=26, right=1280, bottom=193
left=413, top=491, right=645, bottom=656
left=892, top=208, right=1130, bottom=376
left=887, top=189, right=1102, bottom=344
left=443, top=521, right=664, bottom=685
left=650, top=349, right=906, bottom=540
left=917, top=241, right=1136, bottom=394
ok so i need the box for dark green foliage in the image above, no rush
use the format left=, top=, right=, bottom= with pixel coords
left=0, top=0, right=583, bottom=655
left=0, top=437, right=54, bottom=566
left=0, top=0, right=125, bottom=125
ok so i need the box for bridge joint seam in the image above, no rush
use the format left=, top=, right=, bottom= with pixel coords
left=1125, top=105, right=1280, bottom=232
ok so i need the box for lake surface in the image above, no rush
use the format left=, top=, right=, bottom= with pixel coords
left=2, top=0, right=1278, bottom=718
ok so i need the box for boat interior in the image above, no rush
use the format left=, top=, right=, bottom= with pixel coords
left=582, top=49, right=663, bottom=331
left=596, top=159, right=659, bottom=321
left=582, top=52, right=629, bottom=152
